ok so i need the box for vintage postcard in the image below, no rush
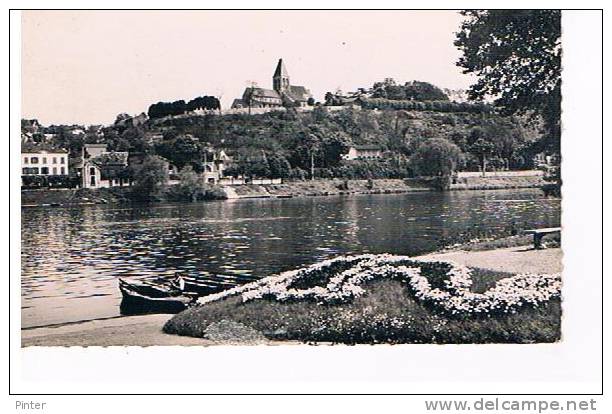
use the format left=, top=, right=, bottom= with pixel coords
left=18, top=10, right=566, bottom=347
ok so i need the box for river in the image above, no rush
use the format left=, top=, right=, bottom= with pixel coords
left=21, top=189, right=561, bottom=328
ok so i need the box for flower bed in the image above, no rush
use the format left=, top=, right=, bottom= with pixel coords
left=197, top=254, right=561, bottom=316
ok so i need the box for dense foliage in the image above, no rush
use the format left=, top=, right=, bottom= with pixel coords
left=130, top=155, right=169, bottom=199
left=23, top=62, right=550, bottom=186
left=147, top=95, right=221, bottom=119
left=360, top=98, right=492, bottom=113
left=24, top=102, right=542, bottom=184
left=21, top=175, right=80, bottom=189
left=410, top=138, right=463, bottom=189
left=455, top=10, right=561, bottom=153
left=371, top=79, right=450, bottom=101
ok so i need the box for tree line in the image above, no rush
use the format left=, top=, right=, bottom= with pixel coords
left=147, top=96, right=221, bottom=119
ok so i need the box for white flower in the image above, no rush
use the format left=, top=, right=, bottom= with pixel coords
left=197, top=254, right=562, bottom=316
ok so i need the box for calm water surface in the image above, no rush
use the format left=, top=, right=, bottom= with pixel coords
left=21, top=189, right=561, bottom=328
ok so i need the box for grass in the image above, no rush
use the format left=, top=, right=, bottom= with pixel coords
left=163, top=267, right=561, bottom=344
left=442, top=233, right=561, bottom=252
left=287, top=257, right=366, bottom=290
left=468, top=267, right=516, bottom=293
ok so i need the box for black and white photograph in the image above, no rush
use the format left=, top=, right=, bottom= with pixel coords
left=8, top=4, right=605, bottom=407
left=19, top=9, right=565, bottom=347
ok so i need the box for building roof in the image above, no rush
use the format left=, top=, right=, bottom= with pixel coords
left=273, top=58, right=289, bottom=78
left=88, top=152, right=129, bottom=167
left=84, top=143, right=108, bottom=148
left=285, top=85, right=312, bottom=102
left=231, top=98, right=246, bottom=108
left=353, top=144, right=383, bottom=151
left=21, top=142, right=68, bottom=154
left=128, top=153, right=171, bottom=166
left=249, top=87, right=282, bottom=99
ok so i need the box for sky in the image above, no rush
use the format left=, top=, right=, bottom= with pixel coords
left=21, top=10, right=474, bottom=126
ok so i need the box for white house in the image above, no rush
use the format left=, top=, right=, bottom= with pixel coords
left=341, top=145, right=384, bottom=161
left=202, top=149, right=232, bottom=184
left=21, top=147, right=69, bottom=178
left=81, top=144, right=179, bottom=189
left=82, top=151, right=130, bottom=189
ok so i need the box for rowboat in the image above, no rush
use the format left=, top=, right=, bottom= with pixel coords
left=117, top=272, right=253, bottom=314
left=118, top=277, right=197, bottom=314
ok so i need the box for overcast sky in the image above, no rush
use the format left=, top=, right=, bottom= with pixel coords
left=21, top=10, right=474, bottom=126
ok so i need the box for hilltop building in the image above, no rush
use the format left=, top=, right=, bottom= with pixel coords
left=232, top=59, right=312, bottom=109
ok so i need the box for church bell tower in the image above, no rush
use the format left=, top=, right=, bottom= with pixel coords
left=273, top=58, right=290, bottom=92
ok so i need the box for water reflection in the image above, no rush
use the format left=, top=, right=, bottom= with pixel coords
left=21, top=189, right=561, bottom=327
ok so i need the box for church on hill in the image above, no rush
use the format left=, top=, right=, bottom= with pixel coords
left=232, top=59, right=313, bottom=109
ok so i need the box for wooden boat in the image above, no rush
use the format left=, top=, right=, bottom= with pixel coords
left=118, top=277, right=198, bottom=314
left=118, top=272, right=254, bottom=314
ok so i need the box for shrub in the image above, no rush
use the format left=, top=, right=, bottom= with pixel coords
left=410, top=138, right=463, bottom=189
left=130, top=155, right=169, bottom=200
left=21, top=174, right=79, bottom=189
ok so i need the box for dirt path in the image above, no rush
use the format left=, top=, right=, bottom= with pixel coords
left=21, top=314, right=210, bottom=347
left=419, top=246, right=562, bottom=274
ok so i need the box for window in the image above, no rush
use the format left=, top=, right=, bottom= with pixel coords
left=60, top=167, right=65, bottom=175
left=90, top=167, right=96, bottom=176
left=22, top=168, right=28, bottom=175
left=42, top=157, right=47, bottom=164
left=52, top=167, right=57, bottom=175
left=61, top=157, right=65, bottom=164
left=53, top=157, right=57, bottom=164
left=41, top=167, right=49, bottom=175
left=24, top=157, right=29, bottom=164
left=30, top=157, right=39, bottom=164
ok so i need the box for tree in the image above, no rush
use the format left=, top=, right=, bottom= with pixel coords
left=370, top=79, right=449, bottom=101
left=154, top=135, right=203, bottom=170
left=186, top=96, right=221, bottom=112
left=470, top=137, right=496, bottom=176
left=131, top=156, right=168, bottom=199
left=410, top=138, right=463, bottom=189
left=103, top=128, right=130, bottom=152
left=114, top=113, right=131, bottom=125
left=455, top=10, right=561, bottom=153
left=267, top=154, right=292, bottom=178
left=303, top=132, right=321, bottom=180
left=319, top=133, right=350, bottom=168
left=403, top=81, right=449, bottom=101
left=176, top=165, right=202, bottom=201
left=122, top=126, right=151, bottom=154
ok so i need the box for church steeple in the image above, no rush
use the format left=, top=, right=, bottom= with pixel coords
left=273, top=58, right=290, bottom=92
